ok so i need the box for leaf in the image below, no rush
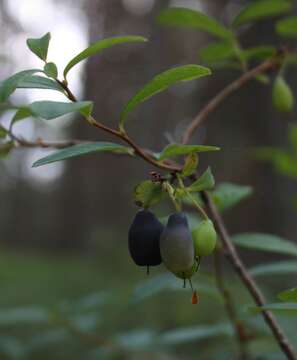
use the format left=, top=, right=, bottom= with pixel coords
left=250, top=261, right=297, bottom=277
left=0, top=125, right=7, bottom=138
left=157, top=7, right=233, bottom=40
left=157, top=143, right=219, bottom=161
left=12, top=107, right=34, bottom=123
left=0, top=307, right=49, bottom=325
left=32, top=142, right=133, bottom=167
left=188, top=167, right=215, bottom=192
left=242, top=46, right=276, bottom=62
left=115, top=329, right=156, bottom=350
left=0, top=142, right=14, bottom=158
left=29, top=101, right=93, bottom=120
left=250, top=303, right=297, bottom=316
left=134, top=180, right=165, bottom=208
left=276, top=16, right=297, bottom=38
left=159, top=324, right=232, bottom=346
left=17, top=75, right=63, bottom=92
left=120, top=65, right=211, bottom=127
left=0, top=69, right=41, bottom=102
left=278, top=288, right=297, bottom=302
left=211, top=182, right=253, bottom=211
left=27, top=33, right=51, bottom=61
left=182, top=153, right=199, bottom=177
left=200, top=41, right=236, bottom=63
left=232, top=0, right=292, bottom=27
left=63, top=36, right=147, bottom=78
left=44, top=62, right=58, bottom=79
left=272, top=76, right=295, bottom=112
left=232, top=233, right=297, bottom=257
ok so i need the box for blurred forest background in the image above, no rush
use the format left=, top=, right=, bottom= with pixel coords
left=0, top=0, right=297, bottom=359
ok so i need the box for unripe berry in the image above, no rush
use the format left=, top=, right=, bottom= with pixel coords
left=174, top=259, right=199, bottom=280
left=272, top=76, right=294, bottom=113
left=160, top=213, right=194, bottom=273
left=192, top=219, right=217, bottom=257
left=128, top=209, right=163, bottom=267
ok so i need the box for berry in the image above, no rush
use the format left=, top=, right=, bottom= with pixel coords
left=192, top=219, right=217, bottom=257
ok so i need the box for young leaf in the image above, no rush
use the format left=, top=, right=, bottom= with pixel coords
left=211, top=183, right=253, bottom=211
left=32, top=142, right=133, bottom=167
left=63, top=36, right=147, bottom=78
left=134, top=180, right=165, bottom=208
left=182, top=153, right=199, bottom=177
left=242, top=46, right=276, bottom=62
left=29, top=101, right=93, bottom=120
left=188, top=167, right=215, bottom=192
left=17, top=75, right=63, bottom=92
left=199, top=41, right=235, bottom=63
left=12, top=107, right=34, bottom=124
left=272, top=76, right=295, bottom=112
left=0, top=125, right=7, bottom=138
left=157, top=143, right=219, bottom=161
left=0, top=69, right=41, bottom=102
left=232, top=0, right=292, bottom=27
left=44, top=62, right=58, bottom=79
left=250, top=303, right=297, bottom=316
left=232, top=233, right=297, bottom=257
left=157, top=7, right=233, bottom=40
left=26, top=33, right=51, bottom=61
left=250, top=261, right=297, bottom=277
left=278, top=288, right=297, bottom=303
left=120, top=65, right=211, bottom=127
left=276, top=16, right=297, bottom=38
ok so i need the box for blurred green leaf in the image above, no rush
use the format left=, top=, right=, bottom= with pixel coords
left=278, top=288, right=297, bottom=302
left=182, top=153, right=199, bottom=177
left=17, top=75, right=63, bottom=92
left=134, top=180, right=165, bottom=208
left=232, top=233, right=297, bottom=257
left=32, top=142, right=132, bottom=167
left=159, top=323, right=232, bottom=346
left=250, top=261, right=297, bottom=277
left=27, top=33, right=51, bottom=61
left=188, top=167, right=215, bottom=192
left=12, top=107, right=34, bottom=124
left=232, top=0, right=292, bottom=27
left=29, top=100, right=93, bottom=120
left=254, top=74, right=271, bottom=84
left=63, top=36, right=147, bottom=78
left=157, top=7, right=233, bottom=40
left=211, top=182, right=253, bottom=211
left=272, top=76, right=295, bottom=112
left=115, top=329, right=156, bottom=350
left=120, top=65, right=211, bottom=128
left=157, top=144, right=219, bottom=161
left=250, top=303, right=297, bottom=316
left=0, top=69, right=41, bottom=102
left=0, top=125, right=7, bottom=138
left=242, top=46, right=276, bottom=62
left=0, top=142, right=14, bottom=158
left=276, top=16, right=297, bottom=38
left=200, top=41, right=235, bottom=63
left=44, top=62, right=58, bottom=79
left=0, top=307, right=49, bottom=325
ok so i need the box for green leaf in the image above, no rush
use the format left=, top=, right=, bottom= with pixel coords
left=157, top=7, right=233, bottom=40
left=44, top=62, right=58, bottom=79
left=182, top=153, right=199, bottom=177
left=276, top=16, right=297, bottom=38
left=272, top=76, right=295, bottom=112
left=32, top=142, right=132, bottom=167
left=211, top=183, right=253, bottom=212
left=0, top=142, right=14, bottom=158
left=157, top=143, right=219, bottom=161
left=188, top=167, right=215, bottom=192
left=200, top=41, right=235, bottom=63
left=0, top=307, right=49, bottom=325
left=250, top=303, right=297, bottom=316
left=242, top=46, right=276, bottom=62
left=17, top=75, right=63, bottom=92
left=232, top=233, right=297, bottom=257
left=0, top=125, right=7, bottom=138
left=232, top=0, right=292, bottom=27
left=120, top=65, right=211, bottom=127
left=0, top=69, right=41, bottom=102
left=27, top=33, right=51, bottom=61
left=115, top=329, right=156, bottom=350
left=134, top=180, right=165, bottom=208
left=250, top=261, right=297, bottom=277
left=159, top=324, right=232, bottom=346
left=12, top=107, right=34, bottom=124
left=278, top=288, right=297, bottom=302
left=29, top=101, right=93, bottom=120
left=63, top=36, right=147, bottom=78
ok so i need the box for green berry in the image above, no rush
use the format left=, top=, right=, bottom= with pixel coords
left=192, top=219, right=217, bottom=257
left=174, top=259, right=199, bottom=280
left=272, top=76, right=294, bottom=113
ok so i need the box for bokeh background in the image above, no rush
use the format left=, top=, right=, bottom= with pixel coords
left=0, top=0, right=297, bottom=359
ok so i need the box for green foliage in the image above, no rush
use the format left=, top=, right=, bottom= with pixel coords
left=200, top=41, right=235, bottom=63
left=26, top=33, right=51, bottom=61
left=0, top=142, right=13, bottom=158
left=232, top=0, right=292, bottom=27
left=276, top=16, right=297, bottom=38
left=12, top=107, right=35, bottom=123
left=182, top=153, right=199, bottom=177
left=232, top=233, right=297, bottom=257
left=211, top=183, right=253, bottom=212
left=278, top=288, right=297, bottom=302
left=188, top=167, right=215, bottom=192
left=157, top=7, right=233, bottom=40
left=29, top=100, right=93, bottom=120
left=133, top=180, right=164, bottom=208
left=157, top=144, right=219, bottom=161
left=63, top=36, right=147, bottom=79
left=17, top=75, right=63, bottom=92
left=250, top=261, right=297, bottom=277
left=0, top=125, right=7, bottom=138
left=44, top=62, right=58, bottom=79
left=272, top=76, right=295, bottom=112
left=242, top=46, right=276, bottom=62
left=32, top=142, right=133, bottom=167
left=120, top=65, right=211, bottom=128
left=251, top=303, right=297, bottom=316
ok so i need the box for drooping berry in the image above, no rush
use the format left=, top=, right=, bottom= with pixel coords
left=160, top=212, right=195, bottom=274
left=192, top=219, right=217, bottom=257
left=272, top=76, right=294, bottom=113
left=128, top=209, right=163, bottom=267
left=174, top=258, right=199, bottom=280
